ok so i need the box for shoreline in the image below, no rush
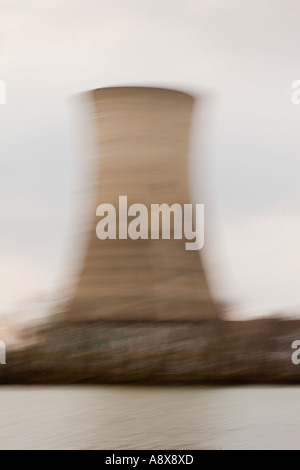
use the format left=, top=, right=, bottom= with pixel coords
left=1, top=318, right=299, bottom=385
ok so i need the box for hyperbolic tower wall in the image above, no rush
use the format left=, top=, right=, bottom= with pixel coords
left=68, top=87, right=216, bottom=321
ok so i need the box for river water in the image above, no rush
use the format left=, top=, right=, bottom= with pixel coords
left=0, top=386, right=299, bottom=449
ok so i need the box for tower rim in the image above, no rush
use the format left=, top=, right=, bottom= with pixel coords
left=90, top=85, right=194, bottom=101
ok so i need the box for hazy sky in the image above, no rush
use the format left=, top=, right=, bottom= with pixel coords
left=1, top=0, right=300, bottom=319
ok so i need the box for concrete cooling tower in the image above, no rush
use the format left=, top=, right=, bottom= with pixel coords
left=68, top=86, right=216, bottom=321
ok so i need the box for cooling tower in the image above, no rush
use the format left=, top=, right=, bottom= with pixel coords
left=68, top=86, right=216, bottom=321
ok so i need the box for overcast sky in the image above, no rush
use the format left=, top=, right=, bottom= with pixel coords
left=1, top=0, right=300, bottom=319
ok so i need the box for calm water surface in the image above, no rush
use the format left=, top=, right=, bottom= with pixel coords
left=0, top=386, right=299, bottom=450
